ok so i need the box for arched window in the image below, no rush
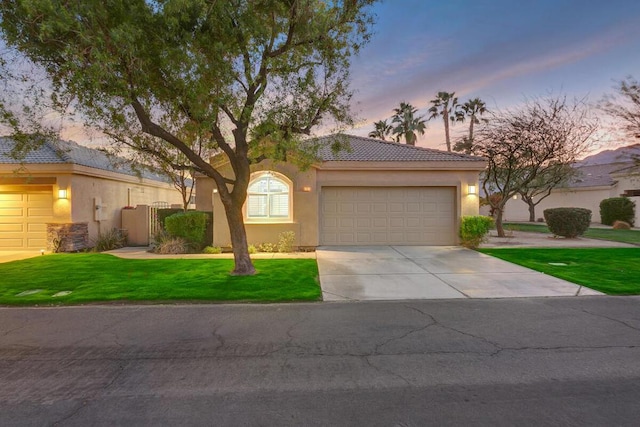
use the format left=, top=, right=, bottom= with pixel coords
left=246, top=172, right=291, bottom=221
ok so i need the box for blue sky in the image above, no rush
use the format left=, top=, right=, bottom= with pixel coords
left=346, top=0, right=640, bottom=151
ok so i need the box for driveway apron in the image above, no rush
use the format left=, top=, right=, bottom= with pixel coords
left=316, top=246, right=602, bottom=301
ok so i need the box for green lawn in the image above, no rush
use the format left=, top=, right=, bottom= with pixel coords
left=0, top=254, right=321, bottom=305
left=479, top=248, right=640, bottom=295
left=504, top=222, right=640, bottom=245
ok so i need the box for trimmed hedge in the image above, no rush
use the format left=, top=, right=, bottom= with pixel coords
left=599, top=197, right=635, bottom=226
left=459, top=215, right=494, bottom=249
left=165, top=211, right=209, bottom=251
left=543, top=207, right=591, bottom=238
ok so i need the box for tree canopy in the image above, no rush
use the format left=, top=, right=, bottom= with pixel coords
left=600, top=76, right=640, bottom=140
left=0, top=0, right=376, bottom=274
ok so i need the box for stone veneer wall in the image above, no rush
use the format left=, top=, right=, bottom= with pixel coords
left=46, top=222, right=89, bottom=252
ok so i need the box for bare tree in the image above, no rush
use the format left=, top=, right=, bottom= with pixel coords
left=517, top=163, right=576, bottom=222
left=472, top=96, right=598, bottom=237
left=600, top=76, right=640, bottom=139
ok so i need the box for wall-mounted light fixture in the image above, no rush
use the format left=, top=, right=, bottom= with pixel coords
left=213, top=188, right=218, bottom=194
left=513, top=194, right=518, bottom=200
left=467, top=184, right=477, bottom=196
left=302, top=186, right=312, bottom=192
left=58, top=189, right=68, bottom=199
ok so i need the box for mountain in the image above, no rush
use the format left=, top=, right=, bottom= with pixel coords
left=578, top=144, right=640, bottom=166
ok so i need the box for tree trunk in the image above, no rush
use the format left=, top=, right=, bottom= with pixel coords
left=494, top=206, right=506, bottom=237
left=527, top=200, right=536, bottom=222
left=468, top=118, right=474, bottom=143
left=444, top=108, right=451, bottom=151
left=223, top=201, right=256, bottom=275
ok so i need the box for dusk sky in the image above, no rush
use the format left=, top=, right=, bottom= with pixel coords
left=346, top=0, right=640, bottom=152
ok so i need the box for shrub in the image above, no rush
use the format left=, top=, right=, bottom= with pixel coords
left=257, top=242, right=277, bottom=253
left=459, top=216, right=494, bottom=249
left=165, top=211, right=208, bottom=251
left=613, top=220, right=631, bottom=230
left=202, top=246, right=222, bottom=254
left=154, top=237, right=188, bottom=254
left=600, top=197, right=635, bottom=226
left=248, top=244, right=257, bottom=254
left=156, top=208, right=183, bottom=229
left=543, top=207, right=591, bottom=238
left=93, top=228, right=127, bottom=252
left=277, top=231, right=296, bottom=253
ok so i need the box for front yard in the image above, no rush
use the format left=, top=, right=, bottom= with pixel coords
left=479, top=247, right=640, bottom=295
left=0, top=254, right=321, bottom=305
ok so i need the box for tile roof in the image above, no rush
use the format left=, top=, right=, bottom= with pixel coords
left=564, top=162, right=636, bottom=188
left=0, top=137, right=171, bottom=182
left=313, top=134, right=485, bottom=162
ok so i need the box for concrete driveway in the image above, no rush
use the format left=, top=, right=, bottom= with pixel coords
left=317, top=246, right=602, bottom=301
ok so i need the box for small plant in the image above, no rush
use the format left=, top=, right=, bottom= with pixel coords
left=543, top=207, right=591, bottom=238
left=202, top=246, right=223, bottom=254
left=459, top=216, right=494, bottom=249
left=257, top=242, right=277, bottom=253
left=154, top=237, right=188, bottom=254
left=277, top=231, right=296, bottom=253
left=612, top=220, right=631, bottom=230
left=93, top=228, right=127, bottom=252
left=248, top=244, right=257, bottom=254
left=600, top=197, right=635, bottom=226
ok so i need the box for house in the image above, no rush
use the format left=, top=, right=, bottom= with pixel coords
left=495, top=144, right=640, bottom=224
left=196, top=135, right=486, bottom=248
left=0, top=138, right=185, bottom=251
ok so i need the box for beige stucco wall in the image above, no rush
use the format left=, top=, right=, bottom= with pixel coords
left=199, top=160, right=485, bottom=248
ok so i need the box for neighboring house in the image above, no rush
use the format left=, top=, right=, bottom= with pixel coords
left=196, top=135, right=486, bottom=248
left=0, top=138, right=185, bottom=251
left=492, top=161, right=640, bottom=224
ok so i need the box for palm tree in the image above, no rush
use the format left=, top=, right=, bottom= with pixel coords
left=427, top=91, right=459, bottom=151
left=454, top=97, right=488, bottom=153
left=368, top=119, right=393, bottom=140
left=391, top=102, right=427, bottom=145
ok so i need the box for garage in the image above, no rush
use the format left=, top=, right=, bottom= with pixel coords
left=320, top=186, right=456, bottom=245
left=0, top=187, right=53, bottom=250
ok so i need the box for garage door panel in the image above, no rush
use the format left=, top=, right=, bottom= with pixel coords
left=321, top=186, right=456, bottom=245
left=0, top=207, right=23, bottom=216
left=0, top=189, right=53, bottom=249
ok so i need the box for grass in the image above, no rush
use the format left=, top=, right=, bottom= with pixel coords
left=479, top=247, right=640, bottom=295
left=504, top=222, right=640, bottom=245
left=0, top=253, right=321, bottom=305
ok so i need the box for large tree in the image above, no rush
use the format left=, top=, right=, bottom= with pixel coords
left=517, top=163, right=576, bottom=222
left=0, top=0, right=375, bottom=275
left=453, top=97, right=488, bottom=154
left=368, top=119, right=392, bottom=140
left=428, top=91, right=459, bottom=151
left=600, top=76, right=640, bottom=140
left=391, top=102, right=426, bottom=145
left=472, top=96, right=597, bottom=237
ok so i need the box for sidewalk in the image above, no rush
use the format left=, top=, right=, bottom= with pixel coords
left=481, top=230, right=637, bottom=249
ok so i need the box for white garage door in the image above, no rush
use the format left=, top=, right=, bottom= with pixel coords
left=321, top=187, right=456, bottom=245
left=0, top=190, right=53, bottom=249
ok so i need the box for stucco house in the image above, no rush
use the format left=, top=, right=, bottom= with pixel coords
left=495, top=147, right=640, bottom=224
left=196, top=135, right=486, bottom=248
left=0, top=138, right=185, bottom=251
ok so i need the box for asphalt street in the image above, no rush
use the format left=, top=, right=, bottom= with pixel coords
left=2, top=297, right=640, bottom=426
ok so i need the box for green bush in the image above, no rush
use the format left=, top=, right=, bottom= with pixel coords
left=248, top=244, right=257, bottom=254
left=165, top=211, right=208, bottom=251
left=257, top=242, right=277, bottom=253
left=459, top=216, right=494, bottom=249
left=599, top=197, right=635, bottom=226
left=277, top=231, right=296, bottom=253
left=202, top=246, right=222, bottom=254
left=543, top=207, right=591, bottom=238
